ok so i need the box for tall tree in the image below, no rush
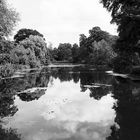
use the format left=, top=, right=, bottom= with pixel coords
left=79, top=26, right=116, bottom=64
left=57, top=43, right=72, bottom=62
left=100, top=0, right=140, bottom=72
left=11, top=35, right=50, bottom=68
left=0, top=0, right=19, bottom=37
left=14, top=28, right=44, bottom=43
left=72, top=43, right=79, bottom=63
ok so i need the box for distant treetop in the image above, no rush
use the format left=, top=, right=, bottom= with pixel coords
left=14, top=28, right=44, bottom=43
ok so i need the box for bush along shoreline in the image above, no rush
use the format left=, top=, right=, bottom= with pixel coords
left=0, top=29, right=51, bottom=78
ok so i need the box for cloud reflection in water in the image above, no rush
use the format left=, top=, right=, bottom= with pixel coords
left=3, top=78, right=116, bottom=140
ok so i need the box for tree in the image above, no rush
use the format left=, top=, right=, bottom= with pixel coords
left=0, top=39, right=15, bottom=54
left=100, top=0, right=140, bottom=72
left=100, top=0, right=140, bottom=51
left=51, top=47, right=59, bottom=61
left=89, top=26, right=110, bottom=42
left=72, top=43, right=79, bottom=63
left=0, top=0, right=19, bottom=37
left=18, top=35, right=50, bottom=66
left=79, top=34, right=88, bottom=62
left=89, top=39, right=116, bottom=65
left=10, top=45, right=29, bottom=65
left=57, top=43, right=72, bottom=62
left=14, top=28, right=44, bottom=43
left=47, top=42, right=54, bottom=61
left=0, top=39, right=15, bottom=64
left=79, top=26, right=116, bottom=65
left=100, top=0, right=140, bottom=24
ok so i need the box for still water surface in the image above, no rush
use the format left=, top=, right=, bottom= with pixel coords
left=0, top=65, right=140, bottom=140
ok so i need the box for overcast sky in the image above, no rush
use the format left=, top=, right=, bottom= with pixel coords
left=8, top=0, right=117, bottom=47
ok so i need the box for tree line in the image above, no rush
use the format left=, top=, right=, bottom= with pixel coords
left=48, top=26, right=117, bottom=66
left=0, top=0, right=140, bottom=77
left=0, top=0, right=118, bottom=78
left=49, top=0, right=140, bottom=73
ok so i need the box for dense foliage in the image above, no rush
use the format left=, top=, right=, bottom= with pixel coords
left=79, top=26, right=117, bottom=65
left=0, top=29, right=50, bottom=77
left=0, top=0, right=51, bottom=78
left=14, top=28, right=44, bottom=43
left=100, top=0, right=140, bottom=72
left=0, top=0, right=19, bottom=37
left=1, top=0, right=137, bottom=78
left=12, top=35, right=50, bottom=68
left=0, top=0, right=19, bottom=77
left=50, top=43, right=79, bottom=63
left=50, top=26, right=117, bottom=66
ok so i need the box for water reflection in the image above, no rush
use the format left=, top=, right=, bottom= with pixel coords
left=50, top=67, right=80, bottom=83
left=0, top=126, right=21, bottom=140
left=0, top=80, right=20, bottom=139
left=0, top=66, right=116, bottom=140
left=18, top=88, right=47, bottom=102
left=108, top=77, right=140, bottom=140
left=3, top=80, right=115, bottom=140
left=0, top=80, right=18, bottom=118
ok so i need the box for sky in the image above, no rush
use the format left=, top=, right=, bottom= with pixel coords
left=8, top=0, right=117, bottom=47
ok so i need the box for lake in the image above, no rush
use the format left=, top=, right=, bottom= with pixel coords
left=0, top=65, right=140, bottom=140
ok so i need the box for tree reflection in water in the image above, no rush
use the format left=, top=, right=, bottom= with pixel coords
left=17, top=88, right=46, bottom=102
left=107, top=77, right=140, bottom=140
left=0, top=79, right=18, bottom=118
left=79, top=69, right=113, bottom=100
left=0, top=80, right=21, bottom=139
left=0, top=68, right=51, bottom=139
left=50, top=67, right=80, bottom=83
left=89, top=86, right=112, bottom=100
left=21, top=67, right=114, bottom=102
left=0, top=66, right=127, bottom=140
left=49, top=66, right=113, bottom=100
